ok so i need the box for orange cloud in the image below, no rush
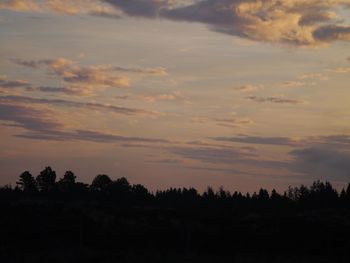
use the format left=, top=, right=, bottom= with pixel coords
left=12, top=58, right=169, bottom=96
left=0, top=0, right=121, bottom=16
left=12, top=58, right=130, bottom=95
left=3, top=1, right=350, bottom=46
left=234, top=84, right=260, bottom=93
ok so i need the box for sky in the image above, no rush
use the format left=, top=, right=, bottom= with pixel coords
left=1, top=0, right=350, bottom=192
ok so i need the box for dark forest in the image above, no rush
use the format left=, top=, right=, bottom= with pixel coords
left=1, top=166, right=350, bottom=262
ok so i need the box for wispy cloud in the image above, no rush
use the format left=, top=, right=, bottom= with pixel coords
left=168, top=145, right=256, bottom=164
left=0, top=75, right=30, bottom=89
left=148, top=158, right=183, bottom=164
left=213, top=117, right=254, bottom=129
left=18, top=129, right=168, bottom=143
left=141, top=91, right=186, bottom=103
left=1, top=74, right=94, bottom=96
left=298, top=72, right=329, bottom=81
left=12, top=58, right=130, bottom=90
left=329, top=67, right=350, bottom=73
left=0, top=95, right=159, bottom=117
left=234, top=84, right=260, bottom=93
left=247, top=96, right=306, bottom=105
left=0, top=100, right=167, bottom=144
left=213, top=136, right=300, bottom=146
left=166, top=143, right=288, bottom=175
left=191, top=115, right=254, bottom=129
left=211, top=133, right=350, bottom=180
left=290, top=146, right=350, bottom=181
left=280, top=81, right=305, bottom=88
left=0, top=102, right=62, bottom=132
left=213, top=135, right=305, bottom=147
left=112, top=66, right=167, bottom=75
left=36, top=86, right=90, bottom=96
left=213, top=134, right=350, bottom=148
left=11, top=57, right=168, bottom=96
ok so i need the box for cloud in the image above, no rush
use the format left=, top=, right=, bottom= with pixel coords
left=190, top=117, right=208, bottom=124
left=213, top=134, right=350, bottom=149
left=0, top=0, right=121, bottom=16
left=13, top=57, right=167, bottom=77
left=166, top=143, right=289, bottom=176
left=234, top=84, right=259, bottom=93
left=280, top=81, right=304, bottom=88
left=329, top=67, right=350, bottom=73
left=211, top=134, right=350, bottom=153
left=213, top=135, right=305, bottom=147
left=10, top=59, right=41, bottom=69
left=213, top=117, right=254, bottom=128
left=313, top=25, right=350, bottom=43
left=12, top=58, right=130, bottom=89
left=210, top=133, right=350, bottom=179
left=298, top=72, right=329, bottom=81
left=112, top=66, right=168, bottom=75
left=0, top=0, right=40, bottom=12
left=149, top=158, right=183, bottom=164
left=12, top=58, right=168, bottom=95
left=0, top=75, right=94, bottom=96
left=0, top=75, right=30, bottom=89
left=0, top=95, right=159, bottom=117
left=3, top=1, right=350, bottom=46
left=191, top=115, right=254, bottom=129
left=114, top=95, right=129, bottom=100
left=320, top=135, right=350, bottom=147
left=37, top=86, right=90, bottom=96
left=169, top=145, right=256, bottom=164
left=184, top=165, right=281, bottom=177
left=17, top=129, right=168, bottom=143
left=0, top=100, right=167, bottom=144
left=247, top=96, right=306, bottom=105
left=161, top=0, right=350, bottom=46
left=105, top=0, right=172, bottom=18
left=0, top=102, right=62, bottom=132
left=151, top=133, right=350, bottom=178
left=290, top=146, right=350, bottom=181
left=141, top=91, right=185, bottom=103
left=298, top=10, right=337, bottom=26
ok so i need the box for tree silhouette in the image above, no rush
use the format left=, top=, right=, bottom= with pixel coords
left=60, top=170, right=76, bottom=184
left=132, top=184, right=149, bottom=203
left=203, top=186, right=215, bottom=200
left=110, top=177, right=130, bottom=192
left=36, top=166, right=56, bottom=192
left=58, top=170, right=77, bottom=193
left=16, top=171, right=37, bottom=192
left=258, top=188, right=269, bottom=201
left=270, top=189, right=279, bottom=199
left=90, top=174, right=112, bottom=191
left=9, top=166, right=350, bottom=212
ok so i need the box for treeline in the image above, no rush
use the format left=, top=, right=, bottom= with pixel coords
left=2, top=166, right=350, bottom=262
left=2, top=166, right=350, bottom=210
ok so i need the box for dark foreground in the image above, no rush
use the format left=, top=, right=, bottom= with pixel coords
left=1, top=167, right=350, bottom=262
left=1, top=202, right=350, bottom=263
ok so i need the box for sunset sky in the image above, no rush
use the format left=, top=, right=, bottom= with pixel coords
left=1, top=0, right=350, bottom=192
